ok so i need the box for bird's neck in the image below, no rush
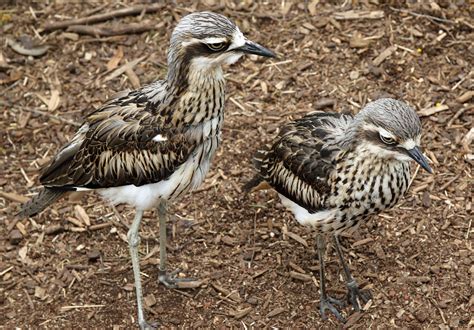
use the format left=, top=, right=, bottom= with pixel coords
left=163, top=64, right=226, bottom=130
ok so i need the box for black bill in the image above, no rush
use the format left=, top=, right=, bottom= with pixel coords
left=237, top=41, right=275, bottom=58
left=407, top=146, right=433, bottom=173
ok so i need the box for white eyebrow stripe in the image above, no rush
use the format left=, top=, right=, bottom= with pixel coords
left=362, top=124, right=396, bottom=139
left=181, top=38, right=201, bottom=47
left=378, top=127, right=395, bottom=138
left=202, top=37, right=227, bottom=44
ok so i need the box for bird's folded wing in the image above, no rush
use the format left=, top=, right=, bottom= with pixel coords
left=40, top=97, right=193, bottom=189
left=255, top=112, right=349, bottom=212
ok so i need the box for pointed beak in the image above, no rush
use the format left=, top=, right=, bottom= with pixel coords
left=236, top=40, right=275, bottom=58
left=407, top=146, right=433, bottom=173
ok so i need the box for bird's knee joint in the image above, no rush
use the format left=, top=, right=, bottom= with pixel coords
left=347, top=279, right=358, bottom=289
left=127, top=231, right=140, bottom=247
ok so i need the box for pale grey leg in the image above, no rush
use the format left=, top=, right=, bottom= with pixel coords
left=316, top=234, right=345, bottom=322
left=334, top=235, right=371, bottom=311
left=128, top=210, right=155, bottom=329
left=159, top=200, right=167, bottom=274
left=157, top=200, right=195, bottom=288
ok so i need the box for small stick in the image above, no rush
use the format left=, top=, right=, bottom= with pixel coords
left=389, top=6, right=455, bottom=24
left=67, top=22, right=155, bottom=37
left=61, top=304, right=105, bottom=311
left=20, top=106, right=81, bottom=127
left=447, top=106, right=472, bottom=128
left=43, top=3, right=163, bottom=32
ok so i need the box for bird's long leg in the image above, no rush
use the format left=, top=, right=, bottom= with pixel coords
left=316, top=234, right=345, bottom=322
left=128, top=210, right=155, bottom=330
left=333, top=235, right=371, bottom=311
left=157, top=200, right=195, bottom=288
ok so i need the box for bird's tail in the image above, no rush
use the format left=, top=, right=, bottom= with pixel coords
left=243, top=175, right=264, bottom=192
left=243, top=147, right=272, bottom=193
left=17, top=188, right=65, bottom=217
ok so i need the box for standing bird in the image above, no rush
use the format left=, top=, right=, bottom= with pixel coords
left=246, top=98, right=432, bottom=321
left=18, top=12, right=274, bottom=329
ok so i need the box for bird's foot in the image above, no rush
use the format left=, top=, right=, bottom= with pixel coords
left=320, top=296, right=346, bottom=322
left=158, top=269, right=197, bottom=289
left=346, top=280, right=372, bottom=311
left=139, top=320, right=159, bottom=330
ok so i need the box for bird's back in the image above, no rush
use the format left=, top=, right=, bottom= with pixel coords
left=249, top=111, right=353, bottom=213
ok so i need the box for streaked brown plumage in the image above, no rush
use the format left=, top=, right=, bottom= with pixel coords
left=246, top=98, right=432, bottom=321
left=19, top=12, right=274, bottom=329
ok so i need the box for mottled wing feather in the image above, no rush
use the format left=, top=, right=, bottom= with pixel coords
left=254, top=111, right=353, bottom=212
left=40, top=83, right=193, bottom=189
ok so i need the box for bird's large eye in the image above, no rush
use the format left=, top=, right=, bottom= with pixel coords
left=380, top=133, right=396, bottom=145
left=207, top=42, right=227, bottom=52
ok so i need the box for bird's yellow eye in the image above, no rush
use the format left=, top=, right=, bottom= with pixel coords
left=207, top=42, right=226, bottom=51
left=380, top=134, right=396, bottom=145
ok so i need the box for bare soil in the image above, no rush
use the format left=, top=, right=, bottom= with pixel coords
left=1, top=1, right=472, bottom=328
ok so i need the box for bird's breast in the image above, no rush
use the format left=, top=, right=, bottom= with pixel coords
left=328, top=151, right=411, bottom=229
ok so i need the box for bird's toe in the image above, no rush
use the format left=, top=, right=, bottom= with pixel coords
left=346, top=280, right=372, bottom=311
left=320, top=296, right=346, bottom=322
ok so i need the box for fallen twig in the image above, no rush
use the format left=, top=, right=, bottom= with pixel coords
left=43, top=3, right=163, bottom=32
left=20, top=106, right=81, bottom=127
left=0, top=190, right=29, bottom=203
left=389, top=6, right=455, bottom=24
left=104, top=55, right=147, bottom=82
left=418, top=104, right=449, bottom=117
left=1, top=100, right=80, bottom=127
left=67, top=21, right=155, bottom=37
left=333, top=10, right=384, bottom=20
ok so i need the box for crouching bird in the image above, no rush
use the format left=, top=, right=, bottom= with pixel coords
left=245, top=98, right=432, bottom=321
left=18, top=11, right=274, bottom=329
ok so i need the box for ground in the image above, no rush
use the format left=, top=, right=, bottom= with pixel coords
left=0, top=1, right=473, bottom=328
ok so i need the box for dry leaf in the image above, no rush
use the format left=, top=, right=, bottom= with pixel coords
left=350, top=32, right=372, bottom=48
left=18, top=245, right=28, bottom=260
left=34, top=286, right=47, bottom=299
left=285, top=231, right=308, bottom=247
left=48, top=90, right=60, bottom=111
left=107, top=46, right=124, bottom=71
left=125, top=67, right=140, bottom=89
left=307, top=0, right=319, bottom=15
left=0, top=69, right=22, bottom=85
left=74, top=205, right=90, bottom=226
left=281, top=1, right=293, bottom=15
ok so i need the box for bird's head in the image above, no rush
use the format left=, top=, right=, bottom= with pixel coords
left=354, top=98, right=433, bottom=173
left=167, top=12, right=274, bottom=81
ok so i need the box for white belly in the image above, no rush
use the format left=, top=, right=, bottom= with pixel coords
left=279, top=194, right=336, bottom=228
left=99, top=138, right=218, bottom=211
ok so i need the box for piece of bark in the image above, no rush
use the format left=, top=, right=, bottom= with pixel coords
left=43, top=4, right=163, bottom=32
left=418, top=104, right=449, bottom=117
left=6, top=38, right=49, bottom=57
left=334, top=10, right=384, bottom=20
left=9, top=230, right=23, bottom=245
left=373, top=46, right=396, bottom=66
left=67, top=21, right=154, bottom=37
